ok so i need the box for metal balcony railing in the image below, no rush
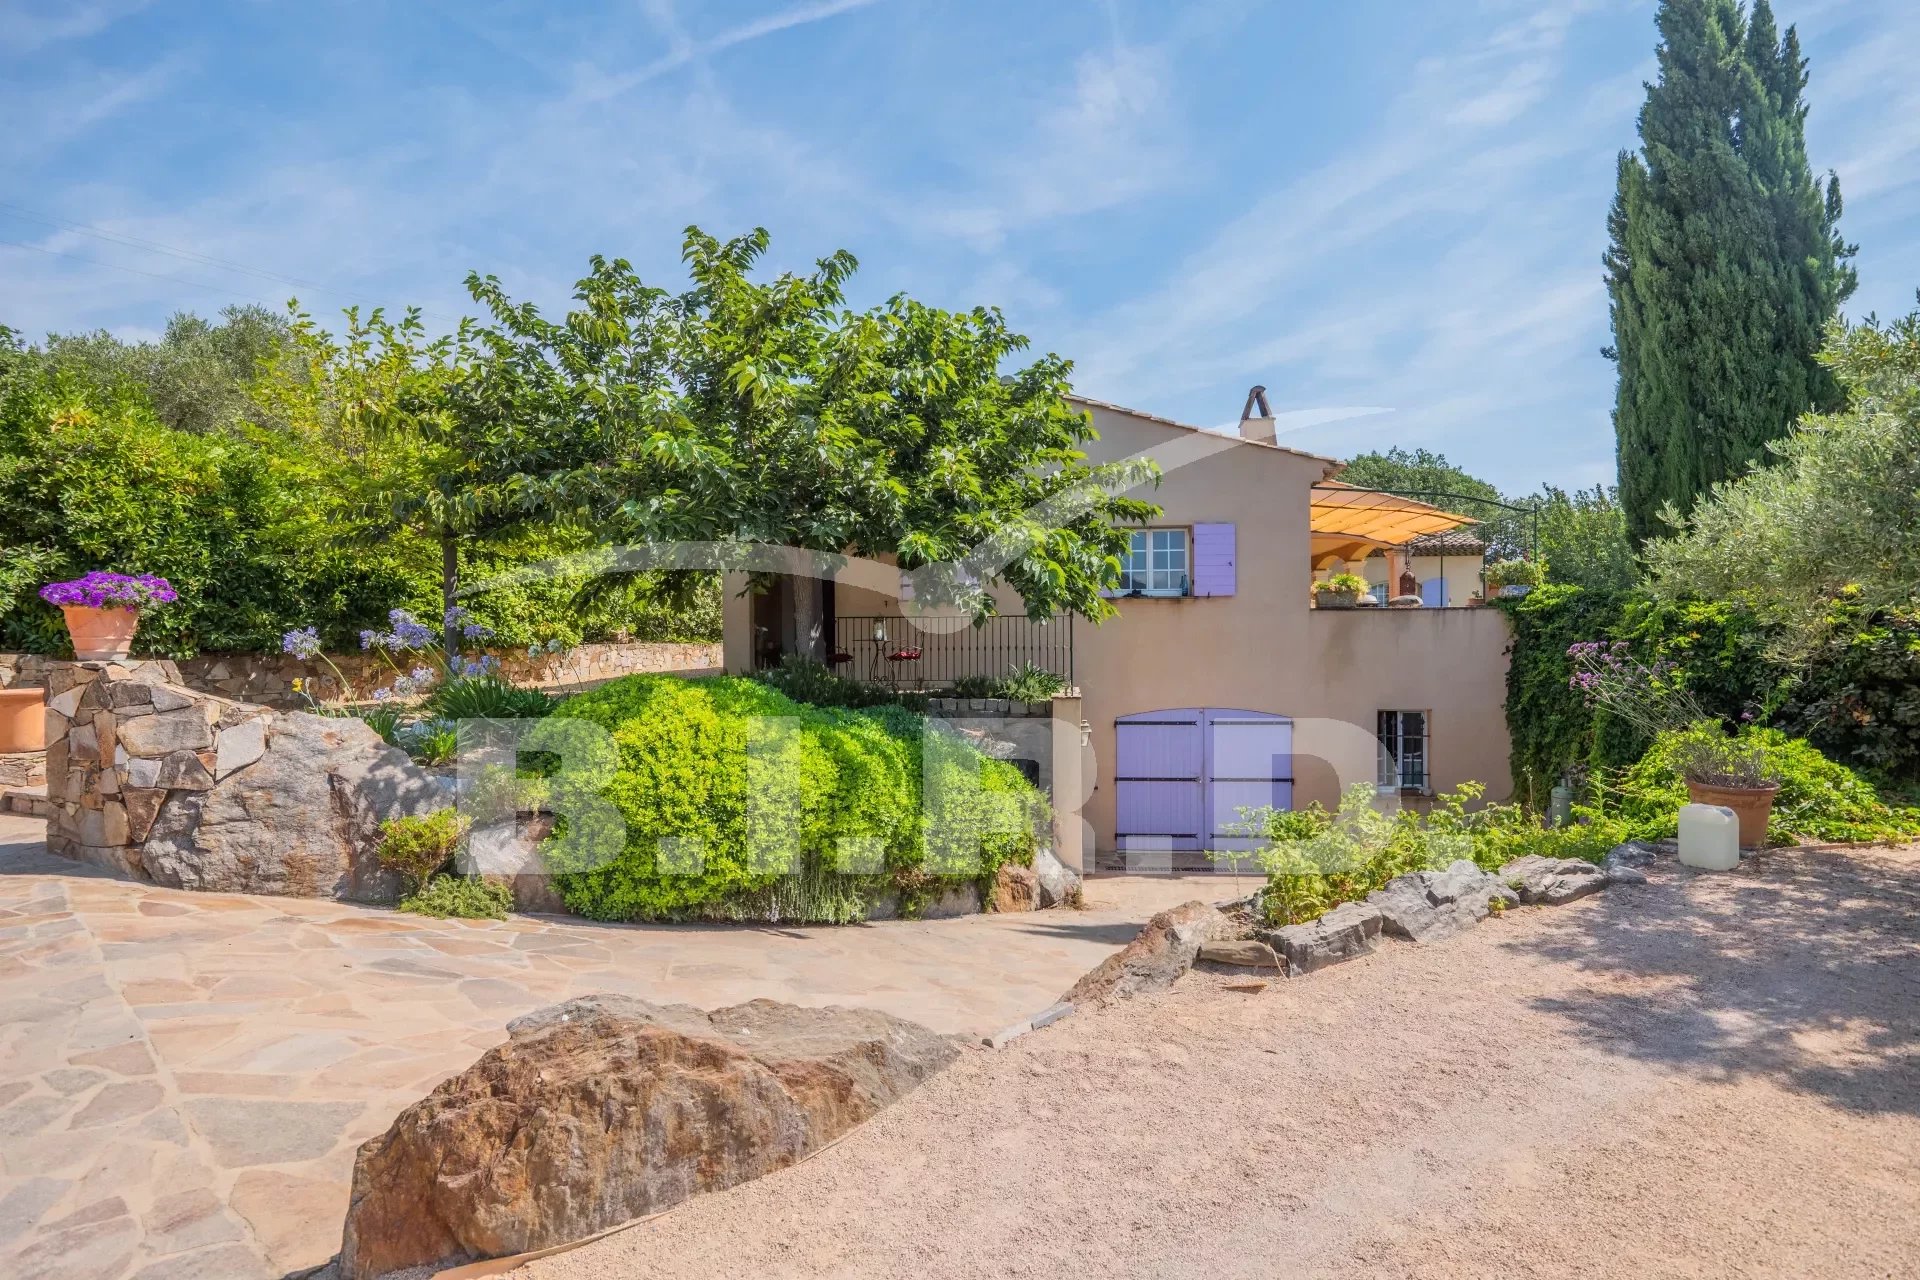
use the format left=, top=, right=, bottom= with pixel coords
left=823, top=615, right=1073, bottom=692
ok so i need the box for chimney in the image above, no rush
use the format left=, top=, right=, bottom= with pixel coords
left=1239, top=385, right=1276, bottom=444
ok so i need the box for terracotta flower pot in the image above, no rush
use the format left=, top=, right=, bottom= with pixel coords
left=1686, top=779, right=1780, bottom=849
left=0, top=688, right=44, bottom=753
left=61, top=605, right=141, bottom=661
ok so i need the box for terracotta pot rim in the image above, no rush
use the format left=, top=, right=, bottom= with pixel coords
left=1686, top=779, right=1782, bottom=796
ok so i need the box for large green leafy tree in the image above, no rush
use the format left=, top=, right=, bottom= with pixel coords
left=1644, top=306, right=1920, bottom=653
left=40, top=305, right=291, bottom=435
left=458, top=228, right=1159, bottom=656
left=1605, top=0, right=1856, bottom=546
left=1338, top=447, right=1530, bottom=559
left=1532, top=486, right=1636, bottom=592
left=263, top=303, right=629, bottom=656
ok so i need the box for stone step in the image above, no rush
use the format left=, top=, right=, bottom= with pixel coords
left=0, top=748, right=47, bottom=788
left=2, top=784, right=48, bottom=818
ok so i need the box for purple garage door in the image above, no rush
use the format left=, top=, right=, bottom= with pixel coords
left=1115, top=709, right=1293, bottom=852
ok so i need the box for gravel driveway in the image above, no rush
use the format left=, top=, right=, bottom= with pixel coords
left=520, top=844, right=1920, bottom=1279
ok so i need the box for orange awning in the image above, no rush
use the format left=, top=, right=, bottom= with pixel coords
left=1309, top=483, right=1478, bottom=568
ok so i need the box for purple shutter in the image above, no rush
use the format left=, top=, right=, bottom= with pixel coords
left=1192, top=523, right=1236, bottom=597
left=1420, top=577, right=1447, bottom=607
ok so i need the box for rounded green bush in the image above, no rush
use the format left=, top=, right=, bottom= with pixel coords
left=543, top=675, right=1045, bottom=922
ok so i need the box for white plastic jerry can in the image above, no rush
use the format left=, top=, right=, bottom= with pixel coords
left=1678, top=803, right=1740, bottom=871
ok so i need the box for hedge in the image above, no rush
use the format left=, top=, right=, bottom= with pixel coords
left=1499, top=585, right=1920, bottom=803
left=541, top=675, right=1045, bottom=922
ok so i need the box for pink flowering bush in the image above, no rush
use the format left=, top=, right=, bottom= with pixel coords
left=39, top=571, right=178, bottom=611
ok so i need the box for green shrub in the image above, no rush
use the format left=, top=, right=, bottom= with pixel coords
left=544, top=674, right=1045, bottom=922
left=1773, top=598, right=1920, bottom=784
left=1000, top=661, right=1067, bottom=702
left=752, top=654, right=899, bottom=709
left=1221, top=784, right=1497, bottom=927
left=1485, top=558, right=1544, bottom=590
left=1613, top=724, right=1920, bottom=844
left=1499, top=586, right=1785, bottom=805
left=399, top=875, right=513, bottom=920
left=400, top=719, right=461, bottom=766
left=423, top=675, right=555, bottom=720
left=376, top=809, right=467, bottom=894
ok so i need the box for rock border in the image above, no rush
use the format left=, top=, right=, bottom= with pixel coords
left=1049, top=845, right=1655, bottom=1012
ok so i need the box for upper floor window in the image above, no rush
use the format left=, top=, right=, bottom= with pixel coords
left=1120, top=529, right=1189, bottom=596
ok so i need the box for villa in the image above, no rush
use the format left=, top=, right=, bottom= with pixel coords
left=722, top=389, right=1515, bottom=869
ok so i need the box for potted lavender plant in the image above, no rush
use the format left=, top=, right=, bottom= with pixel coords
left=39, top=571, right=178, bottom=661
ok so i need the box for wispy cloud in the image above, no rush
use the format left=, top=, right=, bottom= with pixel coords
left=917, top=43, right=1185, bottom=251
left=0, top=52, right=188, bottom=166
left=1060, top=0, right=1643, bottom=484
left=572, top=0, right=886, bottom=103
left=0, top=0, right=152, bottom=55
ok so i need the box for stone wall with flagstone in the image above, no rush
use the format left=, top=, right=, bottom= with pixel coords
left=44, top=660, right=447, bottom=899
left=3, top=640, right=722, bottom=707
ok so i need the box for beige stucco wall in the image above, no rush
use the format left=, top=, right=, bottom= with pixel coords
left=722, top=400, right=1515, bottom=854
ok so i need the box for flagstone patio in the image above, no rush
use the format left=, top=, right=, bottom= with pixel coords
left=0, top=814, right=1221, bottom=1279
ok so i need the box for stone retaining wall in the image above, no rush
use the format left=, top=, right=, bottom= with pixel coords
left=44, top=659, right=445, bottom=898
left=3, top=641, right=721, bottom=708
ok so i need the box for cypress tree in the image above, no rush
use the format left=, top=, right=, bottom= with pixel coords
left=1604, top=0, right=1856, bottom=547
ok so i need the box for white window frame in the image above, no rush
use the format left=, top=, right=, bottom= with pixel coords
left=1377, top=710, right=1430, bottom=793
left=1119, top=528, right=1191, bottom=598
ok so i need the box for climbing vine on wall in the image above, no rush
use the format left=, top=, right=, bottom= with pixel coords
left=1497, top=586, right=1781, bottom=807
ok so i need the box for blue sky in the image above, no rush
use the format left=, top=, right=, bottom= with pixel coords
left=2, top=0, right=1915, bottom=493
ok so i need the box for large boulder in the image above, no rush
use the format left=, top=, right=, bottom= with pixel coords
left=1257, top=900, right=1385, bottom=975
left=141, top=710, right=446, bottom=900
left=1501, top=854, right=1612, bottom=905
left=1031, top=845, right=1083, bottom=908
left=991, top=861, right=1039, bottom=912
left=1061, top=900, right=1232, bottom=1005
left=1368, top=860, right=1519, bottom=943
left=339, top=995, right=960, bottom=1280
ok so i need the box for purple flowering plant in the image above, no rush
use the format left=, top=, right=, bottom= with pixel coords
left=1565, top=640, right=1774, bottom=785
left=39, top=571, right=178, bottom=611
left=1565, top=639, right=1706, bottom=739
left=283, top=604, right=515, bottom=717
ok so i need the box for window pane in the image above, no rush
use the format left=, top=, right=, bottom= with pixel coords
left=1376, top=710, right=1430, bottom=790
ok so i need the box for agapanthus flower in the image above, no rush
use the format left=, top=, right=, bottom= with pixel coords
left=282, top=626, right=322, bottom=659
left=386, top=609, right=434, bottom=649
left=462, top=622, right=492, bottom=641
left=39, top=570, right=179, bottom=610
